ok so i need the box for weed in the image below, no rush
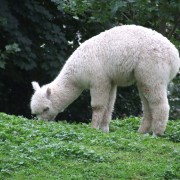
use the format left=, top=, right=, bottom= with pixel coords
left=0, top=113, right=179, bottom=179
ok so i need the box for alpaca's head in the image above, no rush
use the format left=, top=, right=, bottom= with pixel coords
left=30, top=81, right=58, bottom=120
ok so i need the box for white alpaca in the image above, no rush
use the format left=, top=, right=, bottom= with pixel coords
left=30, top=25, right=180, bottom=135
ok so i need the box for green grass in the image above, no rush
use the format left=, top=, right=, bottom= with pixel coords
left=0, top=113, right=179, bottom=180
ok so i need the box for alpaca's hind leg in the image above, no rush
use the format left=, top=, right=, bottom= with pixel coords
left=100, top=84, right=117, bottom=132
left=90, top=82, right=111, bottom=130
left=143, top=85, right=169, bottom=136
left=137, top=87, right=152, bottom=134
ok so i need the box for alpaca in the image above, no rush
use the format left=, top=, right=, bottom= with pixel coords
left=30, top=25, right=180, bottom=135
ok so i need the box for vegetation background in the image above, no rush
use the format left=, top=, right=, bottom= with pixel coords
left=0, top=0, right=180, bottom=121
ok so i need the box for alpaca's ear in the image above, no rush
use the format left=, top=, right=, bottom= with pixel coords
left=46, top=87, right=51, bottom=98
left=32, top=81, right=40, bottom=91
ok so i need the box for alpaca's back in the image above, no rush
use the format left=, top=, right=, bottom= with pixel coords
left=63, top=25, right=180, bottom=87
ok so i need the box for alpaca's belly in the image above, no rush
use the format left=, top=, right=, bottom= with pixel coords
left=110, top=66, right=136, bottom=87
left=115, top=75, right=136, bottom=87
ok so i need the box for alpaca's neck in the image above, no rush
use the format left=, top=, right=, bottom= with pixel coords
left=50, top=70, right=82, bottom=113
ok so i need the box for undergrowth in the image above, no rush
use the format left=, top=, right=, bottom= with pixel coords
left=0, top=113, right=179, bottom=179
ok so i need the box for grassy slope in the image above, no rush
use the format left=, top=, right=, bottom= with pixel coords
left=0, top=113, right=179, bottom=180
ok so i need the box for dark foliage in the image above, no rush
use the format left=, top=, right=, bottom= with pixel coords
left=0, top=0, right=179, bottom=122
left=0, top=0, right=70, bottom=119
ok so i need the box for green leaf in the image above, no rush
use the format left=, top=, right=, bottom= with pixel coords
left=5, top=43, right=21, bottom=53
left=0, top=60, right=6, bottom=68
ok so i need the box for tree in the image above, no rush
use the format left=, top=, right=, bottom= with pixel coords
left=0, top=0, right=68, bottom=116
left=0, top=0, right=179, bottom=120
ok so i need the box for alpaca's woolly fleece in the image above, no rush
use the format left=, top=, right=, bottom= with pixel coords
left=31, top=25, right=180, bottom=135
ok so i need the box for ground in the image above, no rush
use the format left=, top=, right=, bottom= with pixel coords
left=0, top=113, right=179, bottom=179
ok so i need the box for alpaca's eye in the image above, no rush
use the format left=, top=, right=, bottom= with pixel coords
left=43, top=107, right=49, bottom=112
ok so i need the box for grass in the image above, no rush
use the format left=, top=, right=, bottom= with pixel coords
left=0, top=113, right=179, bottom=180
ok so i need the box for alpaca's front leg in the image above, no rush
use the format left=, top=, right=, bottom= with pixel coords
left=90, top=82, right=111, bottom=131
left=92, top=106, right=106, bottom=130
left=100, top=84, right=117, bottom=132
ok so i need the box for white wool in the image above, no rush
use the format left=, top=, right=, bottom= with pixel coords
left=30, top=25, right=180, bottom=135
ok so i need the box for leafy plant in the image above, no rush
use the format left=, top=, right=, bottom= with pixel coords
left=0, top=113, right=179, bottom=179
left=0, top=0, right=179, bottom=121
left=0, top=43, right=21, bottom=68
